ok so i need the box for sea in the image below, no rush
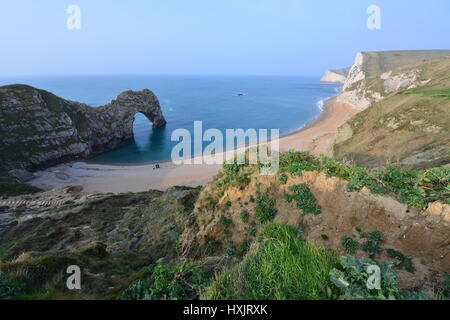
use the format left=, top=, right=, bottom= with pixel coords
left=0, top=75, right=340, bottom=164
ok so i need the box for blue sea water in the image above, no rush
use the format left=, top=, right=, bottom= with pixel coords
left=0, top=75, right=340, bottom=164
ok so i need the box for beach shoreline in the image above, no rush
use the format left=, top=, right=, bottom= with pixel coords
left=30, top=97, right=360, bottom=194
left=84, top=96, right=335, bottom=168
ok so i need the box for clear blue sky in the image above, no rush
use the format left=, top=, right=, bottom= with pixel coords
left=1, top=0, right=449, bottom=76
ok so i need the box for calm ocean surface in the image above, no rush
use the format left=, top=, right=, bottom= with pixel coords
left=0, top=75, right=340, bottom=164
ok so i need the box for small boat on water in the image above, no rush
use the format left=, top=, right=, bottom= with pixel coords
left=234, top=93, right=248, bottom=97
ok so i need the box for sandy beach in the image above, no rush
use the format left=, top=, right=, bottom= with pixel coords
left=30, top=97, right=360, bottom=194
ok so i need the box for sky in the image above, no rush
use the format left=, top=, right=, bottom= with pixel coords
left=1, top=0, right=449, bottom=76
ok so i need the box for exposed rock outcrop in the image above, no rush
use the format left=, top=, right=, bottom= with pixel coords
left=333, top=56, right=450, bottom=169
left=320, top=67, right=350, bottom=83
left=336, top=50, right=450, bottom=109
left=0, top=85, right=166, bottom=172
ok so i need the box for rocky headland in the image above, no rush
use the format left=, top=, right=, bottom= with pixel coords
left=0, top=85, right=166, bottom=176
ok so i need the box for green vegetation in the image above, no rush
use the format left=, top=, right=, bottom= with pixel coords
left=334, top=56, right=450, bottom=170
left=278, top=152, right=449, bottom=209
left=340, top=229, right=415, bottom=273
left=405, top=87, right=450, bottom=99
left=340, top=236, right=359, bottom=254
left=121, top=262, right=210, bottom=300
left=280, top=151, right=318, bottom=176
left=204, top=223, right=339, bottom=300
left=0, top=253, right=81, bottom=299
left=255, top=193, right=277, bottom=224
left=0, top=177, right=43, bottom=198
left=278, top=174, right=288, bottom=185
left=330, top=256, right=426, bottom=300
left=386, top=249, right=415, bottom=273
left=240, top=210, right=250, bottom=223
left=219, top=215, right=233, bottom=229
left=436, top=274, right=450, bottom=300
left=360, top=230, right=384, bottom=259
left=285, top=184, right=321, bottom=215
left=0, top=272, right=25, bottom=300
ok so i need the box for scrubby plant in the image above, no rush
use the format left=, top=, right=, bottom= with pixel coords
left=0, top=272, right=25, bottom=300
left=224, top=201, right=232, bottom=209
left=386, top=249, right=415, bottom=273
left=361, top=241, right=383, bottom=259
left=340, top=236, right=359, bottom=254
left=279, top=174, right=288, bottom=185
left=0, top=177, right=43, bottom=198
left=236, top=173, right=251, bottom=186
left=285, top=184, right=321, bottom=215
left=360, top=230, right=384, bottom=259
left=240, top=210, right=250, bottom=223
left=224, top=247, right=237, bottom=258
left=361, top=231, right=384, bottom=243
left=204, top=223, right=340, bottom=300
left=121, top=263, right=209, bottom=300
left=255, top=194, right=277, bottom=223
left=330, top=256, right=426, bottom=300
left=436, top=273, right=450, bottom=300
left=0, top=254, right=79, bottom=287
left=219, top=215, right=233, bottom=229
left=255, top=152, right=449, bottom=209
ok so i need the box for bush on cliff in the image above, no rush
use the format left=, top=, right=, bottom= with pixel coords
left=120, top=262, right=211, bottom=300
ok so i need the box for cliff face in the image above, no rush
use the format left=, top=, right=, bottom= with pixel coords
left=337, top=50, right=450, bottom=109
left=0, top=85, right=166, bottom=172
left=333, top=56, right=450, bottom=169
left=320, top=67, right=350, bottom=83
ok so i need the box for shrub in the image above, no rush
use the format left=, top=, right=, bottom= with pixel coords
left=285, top=184, right=321, bottom=215
left=279, top=174, right=288, bottom=185
left=219, top=216, right=233, bottom=229
left=386, top=249, right=415, bottom=273
left=255, top=194, right=277, bottom=223
left=204, top=223, right=339, bottom=300
left=0, top=254, right=78, bottom=286
left=121, top=263, right=209, bottom=300
left=340, top=236, right=359, bottom=254
left=360, top=230, right=384, bottom=259
left=240, top=210, right=250, bottom=223
left=0, top=272, right=25, bottom=300
left=0, top=177, right=43, bottom=198
left=330, top=256, right=426, bottom=300
left=361, top=241, right=383, bottom=259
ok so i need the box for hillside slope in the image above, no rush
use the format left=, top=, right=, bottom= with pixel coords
left=180, top=153, right=450, bottom=292
left=333, top=57, right=450, bottom=169
left=344, top=50, right=450, bottom=91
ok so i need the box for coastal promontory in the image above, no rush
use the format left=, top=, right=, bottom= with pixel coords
left=0, top=85, right=166, bottom=173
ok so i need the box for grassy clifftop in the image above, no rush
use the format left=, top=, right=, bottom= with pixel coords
left=357, top=50, right=450, bottom=78
left=334, top=57, right=450, bottom=169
